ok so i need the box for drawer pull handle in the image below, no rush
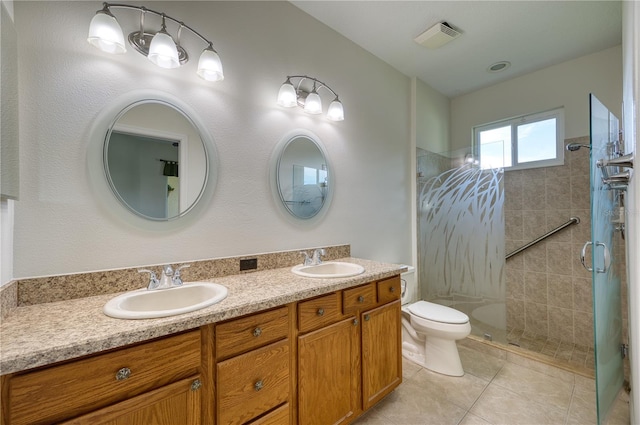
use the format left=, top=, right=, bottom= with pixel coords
left=191, top=379, right=202, bottom=391
left=389, top=286, right=395, bottom=293
left=115, top=367, right=131, bottom=381
left=358, top=295, right=365, bottom=303
left=255, top=380, right=264, bottom=391
left=364, top=314, right=371, bottom=321
left=353, top=318, right=359, bottom=326
left=253, top=327, right=262, bottom=337
left=317, top=308, right=325, bottom=316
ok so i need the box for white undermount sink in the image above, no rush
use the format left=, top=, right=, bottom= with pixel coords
left=104, top=282, right=228, bottom=319
left=291, top=261, right=365, bottom=278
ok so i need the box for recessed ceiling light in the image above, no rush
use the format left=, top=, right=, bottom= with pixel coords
left=487, top=61, right=511, bottom=73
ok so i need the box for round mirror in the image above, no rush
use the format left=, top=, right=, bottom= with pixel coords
left=273, top=130, right=331, bottom=220
left=103, top=100, right=209, bottom=221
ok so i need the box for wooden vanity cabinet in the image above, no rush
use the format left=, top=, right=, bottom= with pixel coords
left=2, top=330, right=202, bottom=425
left=360, top=276, right=403, bottom=410
left=296, top=276, right=402, bottom=424
left=297, top=294, right=361, bottom=425
left=215, top=306, right=292, bottom=425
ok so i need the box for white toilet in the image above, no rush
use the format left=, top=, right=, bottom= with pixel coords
left=400, top=268, right=471, bottom=377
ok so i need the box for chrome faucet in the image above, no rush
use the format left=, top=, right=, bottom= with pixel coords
left=172, top=264, right=191, bottom=286
left=138, top=264, right=191, bottom=290
left=311, top=248, right=326, bottom=265
left=138, top=269, right=160, bottom=290
left=300, top=251, right=313, bottom=266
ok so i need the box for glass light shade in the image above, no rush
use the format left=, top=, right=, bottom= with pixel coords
left=304, top=91, right=322, bottom=115
left=197, top=48, right=224, bottom=81
left=148, top=30, right=180, bottom=69
left=327, top=98, right=344, bottom=121
left=277, top=81, right=297, bottom=107
left=87, top=11, right=126, bottom=54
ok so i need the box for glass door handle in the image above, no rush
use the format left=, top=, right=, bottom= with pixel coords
left=595, top=241, right=611, bottom=273
left=581, top=241, right=593, bottom=272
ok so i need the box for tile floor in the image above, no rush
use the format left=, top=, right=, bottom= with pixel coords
left=354, top=339, right=630, bottom=425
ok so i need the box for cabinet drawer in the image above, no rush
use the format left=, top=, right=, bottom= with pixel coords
left=247, top=403, right=290, bottom=425
left=8, top=330, right=201, bottom=425
left=217, top=339, right=290, bottom=425
left=298, top=292, right=342, bottom=333
left=377, top=276, right=401, bottom=304
left=343, top=283, right=377, bottom=314
left=216, top=306, right=289, bottom=359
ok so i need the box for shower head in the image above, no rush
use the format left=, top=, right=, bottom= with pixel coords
left=566, top=143, right=591, bottom=152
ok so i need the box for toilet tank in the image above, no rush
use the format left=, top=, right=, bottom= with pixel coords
left=400, top=266, right=417, bottom=305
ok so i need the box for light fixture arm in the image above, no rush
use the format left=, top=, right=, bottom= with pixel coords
left=101, top=2, right=219, bottom=52
left=288, top=75, right=339, bottom=99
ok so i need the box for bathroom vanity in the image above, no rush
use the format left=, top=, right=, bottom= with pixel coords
left=0, top=257, right=404, bottom=424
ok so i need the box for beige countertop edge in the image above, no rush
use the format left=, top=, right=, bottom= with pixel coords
left=0, top=258, right=407, bottom=376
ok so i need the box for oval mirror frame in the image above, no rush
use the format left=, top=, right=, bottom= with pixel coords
left=271, top=129, right=332, bottom=221
left=88, top=90, right=218, bottom=229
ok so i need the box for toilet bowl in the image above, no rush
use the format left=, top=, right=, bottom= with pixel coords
left=401, top=300, right=471, bottom=376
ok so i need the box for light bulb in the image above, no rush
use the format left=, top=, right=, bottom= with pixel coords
left=197, top=46, right=224, bottom=81
left=148, top=19, right=180, bottom=69
left=327, top=97, right=344, bottom=121
left=304, top=89, right=322, bottom=115
left=87, top=9, right=126, bottom=54
left=277, top=78, right=297, bottom=107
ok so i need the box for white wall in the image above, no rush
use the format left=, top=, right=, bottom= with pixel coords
left=451, top=46, right=623, bottom=150
left=415, top=78, right=450, bottom=154
left=13, top=1, right=412, bottom=278
left=622, top=1, right=639, bottom=423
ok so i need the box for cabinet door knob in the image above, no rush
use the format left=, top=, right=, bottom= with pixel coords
left=115, top=367, right=131, bottom=381
left=253, top=327, right=262, bottom=337
left=358, top=295, right=365, bottom=303
left=353, top=318, right=359, bottom=326
left=364, top=314, right=371, bottom=321
left=317, top=308, right=325, bottom=316
left=254, top=380, right=264, bottom=391
left=191, top=379, right=202, bottom=391
left=389, top=286, right=395, bottom=293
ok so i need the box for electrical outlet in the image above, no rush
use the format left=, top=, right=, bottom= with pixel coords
left=240, top=258, right=258, bottom=271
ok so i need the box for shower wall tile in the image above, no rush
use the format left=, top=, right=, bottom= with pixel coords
left=570, top=209, right=591, bottom=244
left=548, top=274, right=573, bottom=308
left=524, top=272, right=547, bottom=304
left=505, top=211, right=524, bottom=241
left=570, top=175, right=591, bottom=210
left=506, top=267, right=524, bottom=300
left=507, top=299, right=525, bottom=331
left=548, top=306, right=574, bottom=341
left=523, top=211, right=547, bottom=241
left=546, top=178, right=572, bottom=210
left=524, top=242, right=547, bottom=272
left=525, top=302, right=548, bottom=337
left=572, top=277, right=593, bottom=313
left=573, top=311, right=594, bottom=348
left=547, top=242, right=573, bottom=276
left=567, top=137, right=590, bottom=176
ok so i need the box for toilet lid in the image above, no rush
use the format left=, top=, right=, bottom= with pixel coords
left=408, top=301, right=469, bottom=324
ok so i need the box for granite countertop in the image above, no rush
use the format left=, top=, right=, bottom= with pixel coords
left=0, top=257, right=406, bottom=376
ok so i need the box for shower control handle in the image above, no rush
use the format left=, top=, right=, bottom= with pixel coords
left=580, top=241, right=593, bottom=272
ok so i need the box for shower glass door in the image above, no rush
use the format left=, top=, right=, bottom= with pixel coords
left=589, top=93, right=623, bottom=425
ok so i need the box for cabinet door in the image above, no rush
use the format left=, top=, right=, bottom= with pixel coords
left=298, top=317, right=360, bottom=425
left=61, top=376, right=201, bottom=425
left=361, top=300, right=402, bottom=410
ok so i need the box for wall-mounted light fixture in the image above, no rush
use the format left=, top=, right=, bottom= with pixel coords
left=88, top=2, right=224, bottom=81
left=277, top=75, right=344, bottom=121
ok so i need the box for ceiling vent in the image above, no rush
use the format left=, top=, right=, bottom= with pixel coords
left=414, top=22, right=461, bottom=49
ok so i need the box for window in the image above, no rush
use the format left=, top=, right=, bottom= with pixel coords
left=473, top=108, right=564, bottom=170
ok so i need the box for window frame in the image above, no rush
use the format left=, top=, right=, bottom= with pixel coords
left=473, top=107, right=565, bottom=171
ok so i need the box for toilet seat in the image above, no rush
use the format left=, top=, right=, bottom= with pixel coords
left=407, top=301, right=469, bottom=324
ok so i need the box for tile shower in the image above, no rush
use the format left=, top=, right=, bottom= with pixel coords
left=417, top=136, right=629, bottom=375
